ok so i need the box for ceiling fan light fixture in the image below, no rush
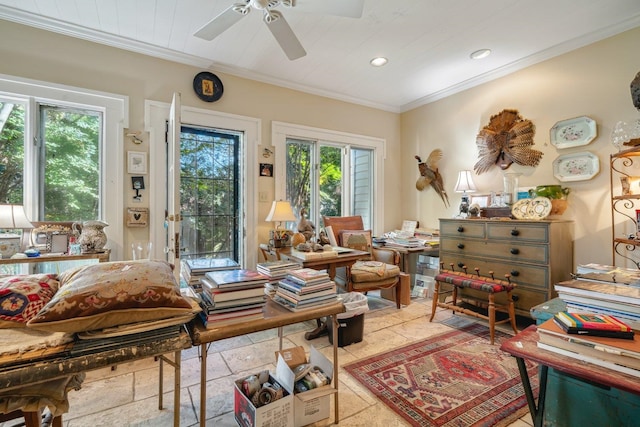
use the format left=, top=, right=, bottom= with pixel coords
left=370, top=57, right=388, bottom=67
left=470, top=49, right=491, bottom=60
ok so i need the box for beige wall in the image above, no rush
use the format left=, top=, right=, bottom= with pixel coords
left=0, top=21, right=401, bottom=260
left=401, top=26, right=640, bottom=268
left=3, top=19, right=640, bottom=268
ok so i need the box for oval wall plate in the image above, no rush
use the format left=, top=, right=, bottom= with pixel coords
left=552, top=151, right=600, bottom=182
left=550, top=116, right=597, bottom=149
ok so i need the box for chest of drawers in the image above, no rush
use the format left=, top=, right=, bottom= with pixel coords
left=439, top=219, right=573, bottom=317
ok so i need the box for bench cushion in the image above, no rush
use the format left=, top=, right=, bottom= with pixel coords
left=435, top=271, right=515, bottom=293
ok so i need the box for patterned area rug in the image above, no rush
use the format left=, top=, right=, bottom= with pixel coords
left=343, top=321, right=538, bottom=426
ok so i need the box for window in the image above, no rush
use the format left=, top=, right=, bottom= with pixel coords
left=180, top=125, right=241, bottom=260
left=272, top=122, right=386, bottom=233
left=0, top=75, right=127, bottom=259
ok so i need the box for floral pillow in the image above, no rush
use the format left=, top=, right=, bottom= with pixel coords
left=0, top=274, right=60, bottom=328
left=27, top=260, right=196, bottom=333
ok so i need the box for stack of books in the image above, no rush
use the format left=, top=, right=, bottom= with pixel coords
left=537, top=315, right=640, bottom=378
left=181, top=257, right=240, bottom=292
left=382, top=231, right=423, bottom=248
left=554, top=278, right=640, bottom=330
left=256, top=260, right=301, bottom=298
left=198, top=269, right=268, bottom=328
left=273, top=268, right=338, bottom=311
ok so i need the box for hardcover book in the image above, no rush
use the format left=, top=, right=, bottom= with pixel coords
left=553, top=312, right=634, bottom=339
left=205, top=269, right=268, bottom=287
left=537, top=318, right=640, bottom=370
left=184, top=257, right=240, bottom=273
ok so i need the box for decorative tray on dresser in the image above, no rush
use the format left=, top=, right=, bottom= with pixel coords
left=438, top=218, right=573, bottom=317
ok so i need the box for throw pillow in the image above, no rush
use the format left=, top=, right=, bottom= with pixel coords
left=27, top=260, right=195, bottom=333
left=0, top=274, right=60, bottom=328
left=340, top=230, right=373, bottom=259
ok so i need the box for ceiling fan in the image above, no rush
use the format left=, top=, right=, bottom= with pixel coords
left=194, top=0, right=364, bottom=60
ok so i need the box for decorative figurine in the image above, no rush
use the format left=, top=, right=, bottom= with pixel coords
left=297, top=207, right=315, bottom=241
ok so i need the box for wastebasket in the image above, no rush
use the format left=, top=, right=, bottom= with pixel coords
left=327, top=292, right=369, bottom=347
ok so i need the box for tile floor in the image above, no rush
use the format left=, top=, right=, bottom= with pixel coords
left=3, top=294, right=536, bottom=426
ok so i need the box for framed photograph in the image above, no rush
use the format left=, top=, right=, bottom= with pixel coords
left=127, top=151, right=147, bottom=174
left=627, top=177, right=640, bottom=195
left=470, top=194, right=490, bottom=208
left=46, top=232, right=70, bottom=253
left=259, top=163, right=273, bottom=177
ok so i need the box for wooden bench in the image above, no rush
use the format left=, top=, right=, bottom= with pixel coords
left=429, top=263, right=518, bottom=344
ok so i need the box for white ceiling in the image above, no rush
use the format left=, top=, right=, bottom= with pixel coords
left=1, top=0, right=640, bottom=113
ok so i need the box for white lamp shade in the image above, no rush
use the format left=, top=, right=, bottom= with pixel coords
left=265, top=200, right=297, bottom=223
left=454, top=170, right=477, bottom=193
left=0, top=204, right=33, bottom=229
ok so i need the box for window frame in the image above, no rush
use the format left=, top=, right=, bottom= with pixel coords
left=271, top=121, right=386, bottom=234
left=0, top=73, right=128, bottom=260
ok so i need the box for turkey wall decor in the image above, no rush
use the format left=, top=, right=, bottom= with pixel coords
left=474, top=109, right=543, bottom=174
left=415, top=149, right=449, bottom=207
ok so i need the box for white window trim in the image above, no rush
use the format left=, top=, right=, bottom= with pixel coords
left=145, top=100, right=261, bottom=268
left=271, top=121, right=386, bottom=234
left=0, top=73, right=128, bottom=260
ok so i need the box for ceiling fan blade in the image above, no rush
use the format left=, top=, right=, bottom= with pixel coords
left=265, top=11, right=306, bottom=60
left=294, top=0, right=364, bottom=18
left=194, top=4, right=247, bottom=41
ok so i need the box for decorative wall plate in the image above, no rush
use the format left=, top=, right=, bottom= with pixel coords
left=550, top=116, right=597, bottom=149
left=552, top=151, right=600, bottom=182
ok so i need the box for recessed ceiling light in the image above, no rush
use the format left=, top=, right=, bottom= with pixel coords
left=470, top=49, right=491, bottom=60
left=370, top=57, right=388, bottom=67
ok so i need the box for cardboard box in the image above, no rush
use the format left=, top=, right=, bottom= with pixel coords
left=381, top=272, right=411, bottom=305
left=234, top=356, right=294, bottom=427
left=277, top=346, right=335, bottom=427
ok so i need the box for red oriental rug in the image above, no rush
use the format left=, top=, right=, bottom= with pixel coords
left=343, top=322, right=538, bottom=426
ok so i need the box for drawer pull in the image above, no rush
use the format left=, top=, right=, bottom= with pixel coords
left=457, top=262, right=465, bottom=268
left=510, top=270, right=520, bottom=277
left=510, top=248, right=520, bottom=255
left=457, top=226, right=464, bottom=232
left=511, top=229, right=520, bottom=236
left=512, top=294, right=520, bottom=302
left=457, top=243, right=465, bottom=249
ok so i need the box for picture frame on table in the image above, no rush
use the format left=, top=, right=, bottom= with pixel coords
left=470, top=194, right=490, bottom=208
left=127, top=151, right=147, bottom=174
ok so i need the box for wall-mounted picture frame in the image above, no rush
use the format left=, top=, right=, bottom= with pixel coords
left=260, top=163, right=273, bottom=177
left=127, top=151, right=147, bottom=174
left=126, top=207, right=149, bottom=227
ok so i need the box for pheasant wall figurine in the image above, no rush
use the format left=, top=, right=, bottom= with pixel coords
left=474, top=109, right=543, bottom=174
left=415, top=150, right=449, bottom=207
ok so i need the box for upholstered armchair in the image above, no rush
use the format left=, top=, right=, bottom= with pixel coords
left=322, top=216, right=403, bottom=308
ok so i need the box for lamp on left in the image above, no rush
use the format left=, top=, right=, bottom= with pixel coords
left=0, top=204, right=34, bottom=258
left=265, top=200, right=297, bottom=248
left=454, top=171, right=477, bottom=218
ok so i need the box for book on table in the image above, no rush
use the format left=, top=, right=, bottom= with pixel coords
left=554, top=279, right=640, bottom=305
left=276, top=284, right=337, bottom=302
left=204, top=269, right=269, bottom=288
left=554, top=312, right=634, bottom=339
left=199, top=294, right=265, bottom=313
left=286, top=268, right=331, bottom=285
left=202, top=284, right=266, bottom=303
left=277, top=278, right=335, bottom=294
left=201, top=305, right=264, bottom=321
left=184, top=257, right=240, bottom=274
left=537, top=318, right=640, bottom=370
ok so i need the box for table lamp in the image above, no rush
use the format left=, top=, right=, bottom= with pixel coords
left=454, top=170, right=477, bottom=218
left=265, top=200, right=297, bottom=248
left=0, top=204, right=34, bottom=257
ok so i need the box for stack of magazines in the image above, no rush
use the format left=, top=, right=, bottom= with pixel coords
left=198, top=269, right=268, bottom=328
left=273, top=268, right=337, bottom=311
left=537, top=313, right=639, bottom=378
left=181, top=257, right=240, bottom=292
left=256, top=260, right=301, bottom=298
